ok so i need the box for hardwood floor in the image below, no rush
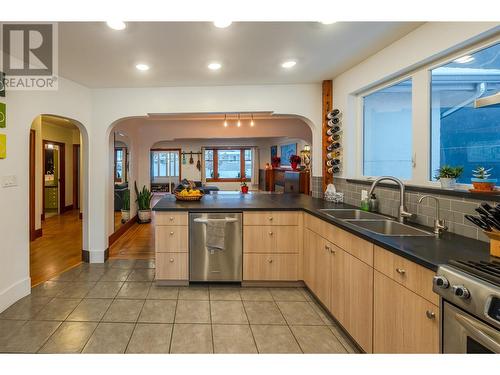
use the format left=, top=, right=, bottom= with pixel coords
left=30, top=209, right=82, bottom=287
left=109, top=220, right=155, bottom=259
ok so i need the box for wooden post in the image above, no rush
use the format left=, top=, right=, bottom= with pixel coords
left=322, top=80, right=333, bottom=191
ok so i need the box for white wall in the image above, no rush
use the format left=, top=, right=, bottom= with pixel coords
left=0, top=77, right=92, bottom=313
left=332, top=22, right=500, bottom=178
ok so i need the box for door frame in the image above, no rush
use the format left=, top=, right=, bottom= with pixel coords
left=29, top=130, right=41, bottom=241
left=73, top=144, right=80, bottom=210
left=42, top=139, right=66, bottom=218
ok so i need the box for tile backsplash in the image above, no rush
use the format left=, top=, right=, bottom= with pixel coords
left=315, top=177, right=496, bottom=242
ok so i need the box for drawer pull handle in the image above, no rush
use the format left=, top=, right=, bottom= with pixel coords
left=325, top=245, right=331, bottom=251
left=396, top=268, right=406, bottom=275
left=169, top=217, right=174, bottom=221
left=426, top=310, right=435, bottom=320
left=268, top=259, right=273, bottom=263
left=330, top=248, right=336, bottom=254
left=268, top=217, right=273, bottom=221
left=170, top=231, right=174, bottom=235
left=169, top=258, right=174, bottom=263
left=268, top=231, right=273, bottom=235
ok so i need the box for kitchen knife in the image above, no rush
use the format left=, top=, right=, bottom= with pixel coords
left=465, top=215, right=491, bottom=231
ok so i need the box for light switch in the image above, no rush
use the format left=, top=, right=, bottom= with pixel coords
left=1, top=175, right=17, bottom=188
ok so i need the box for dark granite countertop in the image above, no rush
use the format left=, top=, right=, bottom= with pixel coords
left=153, top=192, right=493, bottom=271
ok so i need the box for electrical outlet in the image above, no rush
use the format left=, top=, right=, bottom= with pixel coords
left=1, top=175, right=17, bottom=188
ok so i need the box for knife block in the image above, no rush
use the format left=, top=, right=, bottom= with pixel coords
left=484, top=230, right=500, bottom=258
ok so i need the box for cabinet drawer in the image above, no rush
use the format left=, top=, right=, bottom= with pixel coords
left=243, top=226, right=299, bottom=253
left=244, top=211, right=299, bottom=226
left=243, top=254, right=298, bottom=281
left=374, top=246, right=438, bottom=305
left=155, top=212, right=188, bottom=226
left=156, top=252, right=188, bottom=280
left=155, top=226, right=188, bottom=252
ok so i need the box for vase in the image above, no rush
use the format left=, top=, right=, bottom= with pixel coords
left=121, top=209, right=130, bottom=223
left=241, top=186, right=249, bottom=194
left=291, top=162, right=299, bottom=170
left=439, top=178, right=456, bottom=190
left=138, top=209, right=152, bottom=223
left=471, top=178, right=497, bottom=191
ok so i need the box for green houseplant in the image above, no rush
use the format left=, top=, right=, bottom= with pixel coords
left=120, top=189, right=130, bottom=223
left=134, top=182, right=153, bottom=223
left=471, top=167, right=497, bottom=191
left=434, top=165, right=463, bottom=189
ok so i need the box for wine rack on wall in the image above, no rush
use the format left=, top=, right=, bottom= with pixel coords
left=325, top=109, right=342, bottom=178
left=322, top=80, right=333, bottom=191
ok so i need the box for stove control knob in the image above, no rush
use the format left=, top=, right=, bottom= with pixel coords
left=452, top=285, right=470, bottom=300
left=433, top=275, right=449, bottom=289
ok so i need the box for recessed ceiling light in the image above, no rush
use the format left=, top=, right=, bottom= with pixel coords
left=213, top=20, right=232, bottom=28
left=319, top=21, right=336, bottom=25
left=135, top=63, right=150, bottom=71
left=281, top=60, right=297, bottom=69
left=454, top=55, right=475, bottom=64
left=208, top=62, right=222, bottom=71
left=106, top=21, right=126, bottom=30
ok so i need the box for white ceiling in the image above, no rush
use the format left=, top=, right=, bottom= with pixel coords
left=59, top=22, right=423, bottom=88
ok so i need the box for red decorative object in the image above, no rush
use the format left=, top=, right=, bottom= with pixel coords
left=289, top=155, right=301, bottom=170
left=241, top=185, right=249, bottom=194
left=271, top=156, right=281, bottom=168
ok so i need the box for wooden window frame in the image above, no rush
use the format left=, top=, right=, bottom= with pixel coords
left=205, top=147, right=251, bottom=182
left=150, top=148, right=182, bottom=181
left=114, top=147, right=127, bottom=183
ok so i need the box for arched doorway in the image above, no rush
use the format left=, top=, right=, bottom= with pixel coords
left=29, top=114, right=88, bottom=286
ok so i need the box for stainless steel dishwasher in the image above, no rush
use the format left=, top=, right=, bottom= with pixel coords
left=189, top=212, right=243, bottom=282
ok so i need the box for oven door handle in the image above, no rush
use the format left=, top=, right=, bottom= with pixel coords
left=194, top=218, right=238, bottom=224
left=455, top=313, right=500, bottom=352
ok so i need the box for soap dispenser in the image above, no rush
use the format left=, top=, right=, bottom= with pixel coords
left=369, top=193, right=379, bottom=212
left=360, top=190, right=370, bottom=211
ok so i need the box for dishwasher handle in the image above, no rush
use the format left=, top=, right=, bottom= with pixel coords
left=193, top=217, right=238, bottom=224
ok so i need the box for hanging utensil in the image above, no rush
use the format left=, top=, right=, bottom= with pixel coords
left=182, top=152, right=186, bottom=165
left=196, top=153, right=201, bottom=171
left=189, top=152, right=194, bottom=164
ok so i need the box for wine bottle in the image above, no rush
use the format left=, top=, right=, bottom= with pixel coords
left=326, top=159, right=341, bottom=167
left=326, top=109, right=340, bottom=119
left=326, top=126, right=341, bottom=136
left=327, top=118, right=340, bottom=127
left=326, top=142, right=341, bottom=152
left=327, top=166, right=341, bottom=174
left=327, top=134, right=341, bottom=143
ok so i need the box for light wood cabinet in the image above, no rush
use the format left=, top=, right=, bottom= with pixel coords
left=155, top=226, right=188, bottom=253
left=156, top=252, right=188, bottom=280
left=243, top=226, right=299, bottom=253
left=244, top=211, right=299, bottom=226
left=243, top=253, right=298, bottom=281
left=374, top=270, right=439, bottom=353
left=155, top=212, right=188, bottom=226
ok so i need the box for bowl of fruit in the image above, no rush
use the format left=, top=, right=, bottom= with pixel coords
left=174, top=188, right=204, bottom=201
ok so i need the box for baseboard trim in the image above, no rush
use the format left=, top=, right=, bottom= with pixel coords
left=62, top=204, right=74, bottom=213
left=79, top=212, right=83, bottom=220
left=241, top=280, right=305, bottom=288
left=108, top=214, right=138, bottom=246
left=34, top=228, right=42, bottom=239
left=81, top=248, right=109, bottom=263
left=0, top=277, right=31, bottom=313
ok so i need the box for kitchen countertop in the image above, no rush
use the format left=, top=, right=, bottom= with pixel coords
left=153, top=192, right=493, bottom=271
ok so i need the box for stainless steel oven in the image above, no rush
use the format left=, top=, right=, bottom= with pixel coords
left=443, top=301, right=500, bottom=353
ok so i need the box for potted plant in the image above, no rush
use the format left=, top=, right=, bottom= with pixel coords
left=271, top=156, right=281, bottom=168
left=289, top=155, right=301, bottom=171
left=121, top=189, right=130, bottom=223
left=241, top=180, right=249, bottom=194
left=134, top=181, right=153, bottom=223
left=434, top=165, right=463, bottom=189
left=471, top=167, right=497, bottom=191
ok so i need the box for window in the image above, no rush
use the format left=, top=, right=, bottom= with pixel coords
left=431, top=42, right=500, bottom=184
left=114, top=147, right=127, bottom=182
left=151, top=150, right=180, bottom=179
left=205, top=148, right=252, bottom=181
left=363, top=79, right=413, bottom=179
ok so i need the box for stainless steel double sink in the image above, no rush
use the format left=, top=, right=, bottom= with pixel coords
left=320, top=209, right=432, bottom=237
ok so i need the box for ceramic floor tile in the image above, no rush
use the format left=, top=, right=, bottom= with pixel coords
left=38, top=321, right=98, bottom=353
left=239, top=288, right=274, bottom=301
left=298, top=288, right=314, bottom=301
left=0, top=320, right=27, bottom=348
left=100, top=268, right=132, bottom=282
left=243, top=301, right=286, bottom=325
left=126, top=269, right=155, bottom=281
left=211, top=301, right=248, bottom=324
left=31, top=281, right=69, bottom=297
left=308, top=301, right=335, bottom=326
left=147, top=285, right=179, bottom=300
left=178, top=287, right=209, bottom=300
left=55, top=282, right=96, bottom=299
left=86, top=282, right=123, bottom=298
left=133, top=259, right=155, bottom=269
left=82, top=322, right=135, bottom=353
left=109, top=259, right=136, bottom=269
left=138, top=299, right=177, bottom=323
left=170, top=324, right=213, bottom=354
left=50, top=267, right=82, bottom=281
left=126, top=323, right=172, bottom=353
left=329, top=324, right=359, bottom=353
left=251, top=324, right=302, bottom=353
left=209, top=288, right=242, bottom=301
left=276, top=301, right=324, bottom=325
left=175, top=300, right=210, bottom=323
left=66, top=299, right=113, bottom=322
left=0, top=296, right=53, bottom=320
left=102, top=299, right=144, bottom=323
left=212, top=324, right=257, bottom=353
left=290, top=325, right=347, bottom=353
left=0, top=321, right=61, bottom=353
left=270, top=288, right=307, bottom=302
left=117, top=282, right=151, bottom=299
left=74, top=268, right=106, bottom=282
left=33, top=298, right=81, bottom=321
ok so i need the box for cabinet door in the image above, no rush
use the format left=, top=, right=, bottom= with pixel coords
left=329, top=243, right=346, bottom=326
left=374, top=271, right=439, bottom=353
left=313, top=237, right=332, bottom=308
left=303, top=229, right=317, bottom=290
left=156, top=253, right=188, bottom=280
left=344, top=253, right=373, bottom=353
left=243, top=254, right=298, bottom=281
